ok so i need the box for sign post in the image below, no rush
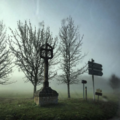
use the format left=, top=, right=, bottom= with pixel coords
left=95, top=89, right=102, bottom=101
left=81, top=80, right=87, bottom=100
left=88, top=59, right=103, bottom=101
left=92, top=73, right=95, bottom=100
left=92, top=59, right=95, bottom=101
left=85, top=86, right=87, bottom=101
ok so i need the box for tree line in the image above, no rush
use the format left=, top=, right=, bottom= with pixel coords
left=0, top=16, right=119, bottom=98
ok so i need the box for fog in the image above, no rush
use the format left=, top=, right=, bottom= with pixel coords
left=0, top=0, right=120, bottom=98
left=0, top=67, right=115, bottom=97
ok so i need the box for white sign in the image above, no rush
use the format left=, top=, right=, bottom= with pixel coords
left=96, top=89, right=102, bottom=93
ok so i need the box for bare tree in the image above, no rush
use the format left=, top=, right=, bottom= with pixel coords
left=57, top=16, right=88, bottom=98
left=0, top=21, right=15, bottom=85
left=8, top=20, right=60, bottom=97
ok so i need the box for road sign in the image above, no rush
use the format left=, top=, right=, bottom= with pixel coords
left=88, top=64, right=102, bottom=71
left=88, top=61, right=102, bottom=67
left=96, top=89, right=102, bottom=93
left=89, top=69, right=103, bottom=76
left=88, top=61, right=102, bottom=71
left=81, top=80, right=87, bottom=84
left=95, top=92, right=102, bottom=96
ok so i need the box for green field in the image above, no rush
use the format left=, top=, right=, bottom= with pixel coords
left=0, top=91, right=119, bottom=120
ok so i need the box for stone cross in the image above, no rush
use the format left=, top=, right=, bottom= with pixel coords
left=34, top=42, right=58, bottom=106
left=40, top=41, right=53, bottom=88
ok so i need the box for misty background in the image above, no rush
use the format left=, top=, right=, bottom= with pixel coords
left=0, top=0, right=120, bottom=97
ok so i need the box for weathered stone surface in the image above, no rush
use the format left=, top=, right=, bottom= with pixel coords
left=34, top=87, right=59, bottom=106
left=34, top=96, right=58, bottom=106
left=34, top=87, right=58, bottom=97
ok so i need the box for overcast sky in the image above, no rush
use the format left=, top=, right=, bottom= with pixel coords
left=0, top=0, right=120, bottom=97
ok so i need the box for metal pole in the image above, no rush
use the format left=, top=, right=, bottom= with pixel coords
left=91, top=59, right=95, bottom=101
left=83, top=83, right=84, bottom=99
left=85, top=86, right=87, bottom=101
left=92, top=75, right=95, bottom=101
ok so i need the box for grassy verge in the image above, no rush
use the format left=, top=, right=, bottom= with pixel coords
left=0, top=92, right=119, bottom=120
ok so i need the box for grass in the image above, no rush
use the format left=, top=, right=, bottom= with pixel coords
left=0, top=92, right=119, bottom=120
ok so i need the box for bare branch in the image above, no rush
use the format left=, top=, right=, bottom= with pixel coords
left=8, top=20, right=60, bottom=96
left=0, top=21, right=15, bottom=85
left=58, top=16, right=88, bottom=98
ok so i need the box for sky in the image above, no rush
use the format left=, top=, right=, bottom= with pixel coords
left=0, top=0, right=120, bottom=97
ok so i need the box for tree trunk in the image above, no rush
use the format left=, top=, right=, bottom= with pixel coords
left=67, top=83, right=70, bottom=98
left=33, top=85, right=37, bottom=98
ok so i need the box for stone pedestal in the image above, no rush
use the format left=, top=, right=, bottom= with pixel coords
left=34, top=87, right=59, bottom=106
